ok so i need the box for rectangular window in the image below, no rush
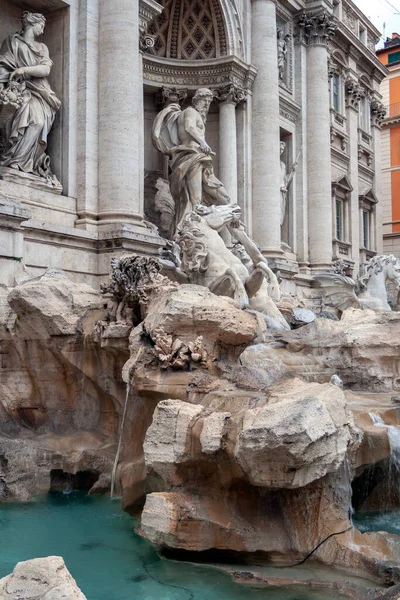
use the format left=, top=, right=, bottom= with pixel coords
left=332, top=74, right=340, bottom=113
left=388, top=51, right=400, bottom=64
left=336, top=200, right=343, bottom=240
left=359, top=25, right=366, bottom=44
left=359, top=97, right=371, bottom=133
left=363, top=211, right=369, bottom=248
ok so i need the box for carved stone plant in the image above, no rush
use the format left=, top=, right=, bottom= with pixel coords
left=100, top=256, right=176, bottom=324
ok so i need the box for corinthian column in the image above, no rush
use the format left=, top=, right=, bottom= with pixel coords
left=217, top=84, right=247, bottom=205
left=297, top=12, right=336, bottom=270
left=97, top=0, right=161, bottom=228
left=251, top=0, right=282, bottom=255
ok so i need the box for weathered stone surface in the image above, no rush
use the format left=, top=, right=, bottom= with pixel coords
left=235, top=380, right=356, bottom=488
left=7, top=269, right=105, bottom=338
left=0, top=557, right=86, bottom=599
left=142, top=284, right=259, bottom=349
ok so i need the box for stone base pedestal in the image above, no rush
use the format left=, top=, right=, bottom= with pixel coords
left=0, top=167, right=62, bottom=195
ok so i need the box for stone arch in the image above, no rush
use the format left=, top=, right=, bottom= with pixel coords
left=359, top=73, right=373, bottom=91
left=331, top=48, right=348, bottom=70
left=147, top=0, right=242, bottom=59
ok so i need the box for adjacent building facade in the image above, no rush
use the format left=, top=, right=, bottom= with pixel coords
left=0, top=0, right=387, bottom=294
left=378, top=34, right=400, bottom=257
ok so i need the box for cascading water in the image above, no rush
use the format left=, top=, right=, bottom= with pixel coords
left=368, top=412, right=400, bottom=509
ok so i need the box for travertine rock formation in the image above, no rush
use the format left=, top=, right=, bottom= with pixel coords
left=0, top=557, right=86, bottom=599
left=2, top=266, right=400, bottom=591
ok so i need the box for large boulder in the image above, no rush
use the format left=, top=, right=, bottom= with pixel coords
left=235, top=379, right=357, bottom=488
left=0, top=557, right=86, bottom=599
left=7, top=269, right=104, bottom=338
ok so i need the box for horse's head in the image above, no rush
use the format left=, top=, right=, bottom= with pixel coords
left=194, top=203, right=241, bottom=231
left=385, top=256, right=400, bottom=289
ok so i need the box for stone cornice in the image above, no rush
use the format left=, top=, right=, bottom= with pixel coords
left=335, top=22, right=388, bottom=83
left=296, top=11, right=337, bottom=46
left=143, top=55, right=258, bottom=91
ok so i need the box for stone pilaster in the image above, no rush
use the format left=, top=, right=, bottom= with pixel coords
left=98, top=0, right=161, bottom=229
left=297, top=11, right=337, bottom=270
left=371, top=97, right=386, bottom=255
left=345, top=77, right=361, bottom=273
left=251, top=0, right=282, bottom=256
left=217, top=83, right=247, bottom=205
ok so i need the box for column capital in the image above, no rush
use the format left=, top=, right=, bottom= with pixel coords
left=345, top=77, right=364, bottom=110
left=370, top=98, right=387, bottom=127
left=216, top=83, right=247, bottom=106
left=139, top=0, right=162, bottom=51
left=296, top=11, right=337, bottom=46
left=155, top=87, right=188, bottom=109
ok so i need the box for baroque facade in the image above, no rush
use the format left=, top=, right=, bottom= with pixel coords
left=377, top=34, right=400, bottom=258
left=0, top=0, right=387, bottom=293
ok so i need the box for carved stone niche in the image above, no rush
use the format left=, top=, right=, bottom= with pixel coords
left=0, top=1, right=70, bottom=193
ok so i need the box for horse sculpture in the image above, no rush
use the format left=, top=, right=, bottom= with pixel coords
left=314, top=254, right=400, bottom=312
left=175, top=204, right=289, bottom=329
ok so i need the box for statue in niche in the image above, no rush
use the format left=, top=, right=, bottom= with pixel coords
left=280, top=141, right=301, bottom=227
left=277, top=29, right=291, bottom=82
left=0, top=12, right=61, bottom=190
left=152, top=87, right=230, bottom=236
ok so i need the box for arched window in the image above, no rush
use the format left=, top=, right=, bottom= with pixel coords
left=147, top=0, right=228, bottom=59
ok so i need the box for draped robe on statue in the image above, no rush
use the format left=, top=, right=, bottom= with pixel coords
left=0, top=34, right=61, bottom=176
left=152, top=103, right=229, bottom=236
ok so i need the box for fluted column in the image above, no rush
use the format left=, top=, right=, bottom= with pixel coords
left=251, top=0, right=282, bottom=255
left=297, top=12, right=336, bottom=270
left=217, top=84, right=247, bottom=205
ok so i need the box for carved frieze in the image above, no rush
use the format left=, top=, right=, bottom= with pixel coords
left=342, top=5, right=357, bottom=34
left=143, top=55, right=257, bottom=90
left=296, top=12, right=337, bottom=46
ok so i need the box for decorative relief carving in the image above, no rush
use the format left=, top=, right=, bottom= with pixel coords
left=155, top=86, right=188, bottom=109
left=367, top=33, right=379, bottom=53
left=345, top=78, right=363, bottom=109
left=296, top=12, right=337, bottom=46
left=216, top=82, right=247, bottom=105
left=143, top=55, right=257, bottom=90
left=139, top=0, right=163, bottom=51
left=342, top=6, right=357, bottom=34
left=370, top=98, right=387, bottom=126
left=147, top=0, right=227, bottom=59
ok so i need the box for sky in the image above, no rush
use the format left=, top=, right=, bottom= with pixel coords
left=353, top=0, right=400, bottom=46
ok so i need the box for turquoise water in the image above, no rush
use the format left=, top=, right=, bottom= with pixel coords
left=0, top=492, right=347, bottom=600
left=354, top=509, right=400, bottom=536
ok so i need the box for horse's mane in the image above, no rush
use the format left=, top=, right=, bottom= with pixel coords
left=357, top=254, right=398, bottom=291
left=176, top=213, right=209, bottom=274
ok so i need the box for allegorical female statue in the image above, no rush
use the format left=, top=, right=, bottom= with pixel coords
left=0, top=12, right=61, bottom=188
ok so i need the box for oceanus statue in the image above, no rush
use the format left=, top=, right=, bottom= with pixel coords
left=314, top=254, right=400, bottom=312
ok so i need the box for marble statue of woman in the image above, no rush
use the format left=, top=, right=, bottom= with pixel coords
left=0, top=12, right=61, bottom=187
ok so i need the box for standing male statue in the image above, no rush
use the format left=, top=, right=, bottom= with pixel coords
left=152, top=88, right=230, bottom=236
left=280, top=141, right=301, bottom=226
